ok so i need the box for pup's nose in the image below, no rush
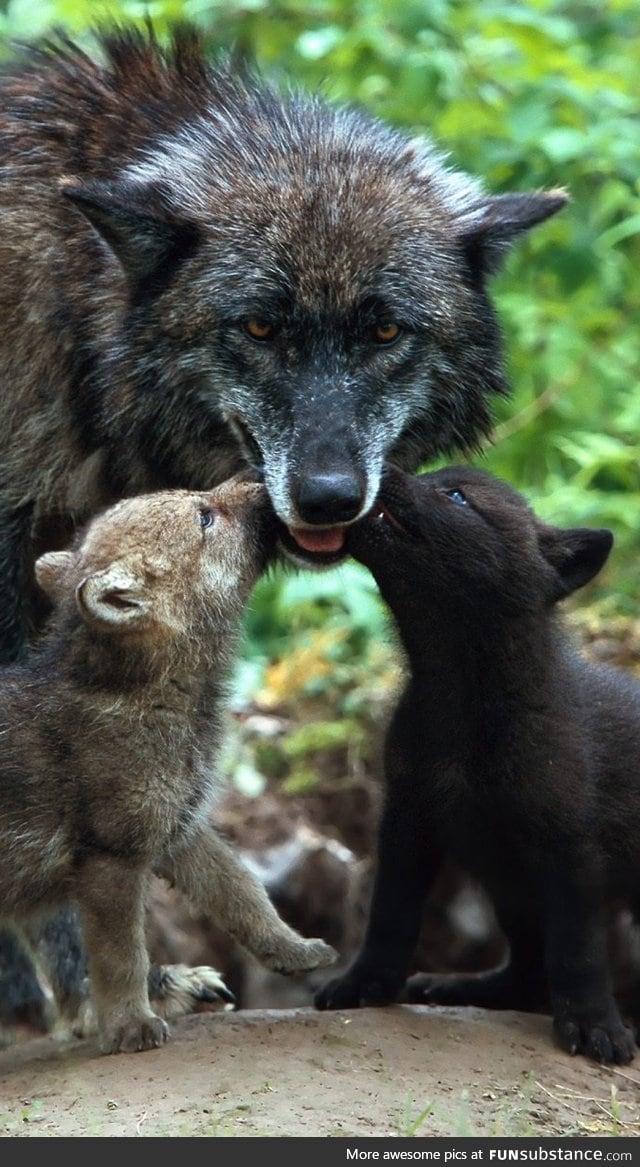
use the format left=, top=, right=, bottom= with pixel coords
left=296, top=473, right=364, bottom=524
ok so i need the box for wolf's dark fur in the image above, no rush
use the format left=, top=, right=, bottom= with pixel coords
left=0, top=23, right=564, bottom=1028
left=0, top=25, right=567, bottom=661
left=315, top=465, right=640, bottom=1065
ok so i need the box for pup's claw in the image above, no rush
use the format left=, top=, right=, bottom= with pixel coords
left=554, top=1014, right=636, bottom=1065
left=101, top=1013, right=169, bottom=1055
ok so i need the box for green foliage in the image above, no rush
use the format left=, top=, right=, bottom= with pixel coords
left=2, top=0, right=637, bottom=668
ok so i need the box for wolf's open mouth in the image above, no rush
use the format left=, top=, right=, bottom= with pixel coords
left=283, top=500, right=404, bottom=562
left=287, top=526, right=347, bottom=555
left=279, top=524, right=348, bottom=566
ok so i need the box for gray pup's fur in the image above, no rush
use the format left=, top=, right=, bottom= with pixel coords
left=0, top=476, right=335, bottom=1054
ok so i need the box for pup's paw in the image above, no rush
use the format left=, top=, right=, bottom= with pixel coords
left=269, top=938, right=337, bottom=975
left=405, top=973, right=472, bottom=1006
left=315, top=968, right=400, bottom=1010
left=554, top=1011, right=636, bottom=1065
left=151, top=964, right=236, bottom=1020
left=100, top=1013, right=169, bottom=1055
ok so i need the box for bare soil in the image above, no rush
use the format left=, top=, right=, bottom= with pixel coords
left=1, top=1003, right=639, bottom=1138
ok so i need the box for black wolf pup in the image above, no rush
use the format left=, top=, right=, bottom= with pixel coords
left=315, top=465, right=640, bottom=1065
left=1, top=476, right=335, bottom=1053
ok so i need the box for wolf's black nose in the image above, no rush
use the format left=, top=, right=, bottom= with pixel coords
left=296, top=473, right=364, bottom=524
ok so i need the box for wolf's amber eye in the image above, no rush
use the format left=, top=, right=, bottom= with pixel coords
left=245, top=319, right=274, bottom=342
left=199, top=509, right=216, bottom=529
left=374, top=321, right=401, bottom=345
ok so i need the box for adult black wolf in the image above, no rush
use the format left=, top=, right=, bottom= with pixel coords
left=0, top=25, right=564, bottom=1029
left=0, top=25, right=566, bottom=659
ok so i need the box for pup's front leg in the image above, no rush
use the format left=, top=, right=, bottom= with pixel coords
left=76, top=856, right=168, bottom=1054
left=315, top=696, right=442, bottom=1010
left=314, top=789, right=441, bottom=1010
left=542, top=854, right=635, bottom=1065
left=158, top=826, right=336, bottom=974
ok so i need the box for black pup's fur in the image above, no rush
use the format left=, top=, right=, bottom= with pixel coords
left=315, top=465, right=640, bottom=1064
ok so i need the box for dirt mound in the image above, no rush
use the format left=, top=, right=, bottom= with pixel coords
left=2, top=1005, right=639, bottom=1138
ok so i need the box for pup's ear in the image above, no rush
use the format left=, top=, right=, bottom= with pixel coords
left=35, top=551, right=77, bottom=603
left=76, top=563, right=151, bottom=630
left=459, top=189, right=568, bottom=274
left=538, top=524, right=613, bottom=600
left=61, top=177, right=199, bottom=282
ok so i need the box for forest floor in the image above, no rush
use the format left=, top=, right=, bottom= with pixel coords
left=1, top=1002, right=639, bottom=1139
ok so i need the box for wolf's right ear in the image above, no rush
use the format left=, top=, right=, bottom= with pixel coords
left=35, top=551, right=76, bottom=603
left=76, top=563, right=151, bottom=631
left=459, top=190, right=568, bottom=274
left=538, top=525, right=614, bottom=600
left=61, top=178, right=199, bottom=282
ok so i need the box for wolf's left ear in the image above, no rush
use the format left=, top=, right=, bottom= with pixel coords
left=35, top=551, right=76, bottom=603
left=459, top=190, right=568, bottom=274
left=538, top=525, right=613, bottom=601
left=61, top=177, right=199, bottom=282
left=76, top=563, right=151, bottom=631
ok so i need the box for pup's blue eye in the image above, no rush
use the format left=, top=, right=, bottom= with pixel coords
left=200, top=509, right=216, bottom=529
left=445, top=489, right=468, bottom=506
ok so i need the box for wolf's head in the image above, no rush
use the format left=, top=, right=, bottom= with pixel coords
left=61, top=30, right=566, bottom=567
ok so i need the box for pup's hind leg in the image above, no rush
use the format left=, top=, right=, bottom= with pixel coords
left=158, top=826, right=337, bottom=974
left=76, top=857, right=168, bottom=1054
left=406, top=918, right=547, bottom=1011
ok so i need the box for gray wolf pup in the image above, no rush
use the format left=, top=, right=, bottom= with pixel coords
left=316, top=465, right=639, bottom=1065
left=0, top=476, right=335, bottom=1053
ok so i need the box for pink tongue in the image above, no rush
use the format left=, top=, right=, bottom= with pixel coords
left=289, top=526, right=346, bottom=554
